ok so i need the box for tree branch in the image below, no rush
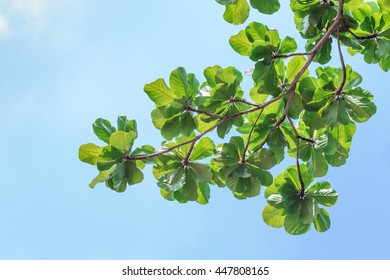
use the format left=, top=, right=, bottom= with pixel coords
left=185, top=106, right=224, bottom=119
left=240, top=108, right=264, bottom=164
left=127, top=0, right=346, bottom=166
left=182, top=140, right=197, bottom=166
left=229, top=98, right=259, bottom=107
left=345, top=26, right=378, bottom=40
left=334, top=27, right=347, bottom=97
left=287, top=116, right=306, bottom=198
left=273, top=52, right=311, bottom=59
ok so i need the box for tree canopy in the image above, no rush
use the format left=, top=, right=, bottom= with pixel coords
left=79, top=0, right=389, bottom=235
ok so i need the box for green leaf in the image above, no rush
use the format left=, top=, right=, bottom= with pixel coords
left=229, top=30, right=252, bottom=56
left=246, top=163, right=273, bottom=186
left=307, top=148, right=328, bottom=178
left=169, top=67, right=190, bottom=98
left=300, top=197, right=317, bottom=224
left=267, top=193, right=283, bottom=207
left=286, top=56, right=307, bottom=82
left=216, top=0, right=237, bottom=4
left=314, top=208, right=331, bottom=232
left=250, top=0, right=280, bottom=15
left=252, top=61, right=279, bottom=96
left=378, top=0, right=390, bottom=11
left=117, top=116, right=128, bottom=132
left=284, top=165, right=314, bottom=190
left=284, top=213, right=311, bottom=235
left=267, top=128, right=287, bottom=149
left=160, top=189, right=175, bottom=201
left=307, top=181, right=338, bottom=206
left=157, top=167, right=186, bottom=192
left=251, top=148, right=283, bottom=170
left=161, top=116, right=181, bottom=140
left=280, top=182, right=301, bottom=214
left=301, top=111, right=324, bottom=130
left=223, top=0, right=250, bottom=25
left=311, top=38, right=332, bottom=64
left=144, top=78, right=174, bottom=105
left=190, top=137, right=215, bottom=161
left=197, top=182, right=210, bottom=205
left=322, top=99, right=351, bottom=127
left=343, top=66, right=363, bottom=90
left=109, top=131, right=136, bottom=152
left=93, top=118, right=116, bottom=144
left=181, top=112, right=196, bottom=136
left=245, top=22, right=267, bottom=41
left=250, top=41, right=277, bottom=62
left=117, top=117, right=137, bottom=134
left=88, top=166, right=116, bottom=189
left=96, top=146, right=125, bottom=171
left=288, top=93, right=304, bottom=119
left=111, top=160, right=124, bottom=187
left=106, top=176, right=127, bottom=193
left=344, top=95, right=377, bottom=123
left=262, top=204, right=285, bottom=228
left=279, top=36, right=297, bottom=54
left=173, top=168, right=199, bottom=203
left=190, top=163, right=212, bottom=182
left=151, top=106, right=167, bottom=129
left=78, top=143, right=102, bottom=165
left=325, top=145, right=349, bottom=167
left=125, top=161, right=144, bottom=185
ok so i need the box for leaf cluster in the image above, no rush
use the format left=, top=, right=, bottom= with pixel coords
left=79, top=0, right=388, bottom=235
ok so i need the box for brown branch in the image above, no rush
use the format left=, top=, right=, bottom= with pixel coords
left=287, top=116, right=306, bottom=198
left=127, top=0, right=347, bottom=166
left=240, top=108, right=264, bottom=164
left=229, top=98, right=259, bottom=107
left=126, top=119, right=226, bottom=161
left=273, top=52, right=311, bottom=59
left=334, top=27, right=347, bottom=97
left=251, top=91, right=295, bottom=154
left=345, top=26, right=378, bottom=40
left=182, top=140, right=197, bottom=166
left=185, top=106, right=224, bottom=119
left=287, top=116, right=315, bottom=145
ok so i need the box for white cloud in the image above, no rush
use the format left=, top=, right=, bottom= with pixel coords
left=0, top=0, right=88, bottom=43
left=0, top=15, right=9, bottom=35
left=0, top=0, right=47, bottom=37
left=13, top=0, right=46, bottom=18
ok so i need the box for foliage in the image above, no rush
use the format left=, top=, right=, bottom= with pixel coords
left=79, top=0, right=389, bottom=235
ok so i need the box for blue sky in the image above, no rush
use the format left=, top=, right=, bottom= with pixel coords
left=0, top=0, right=389, bottom=259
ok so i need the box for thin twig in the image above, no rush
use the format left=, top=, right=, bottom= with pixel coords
left=334, top=27, right=347, bottom=97
left=240, top=108, right=264, bottom=164
left=182, top=140, right=197, bottom=166
left=273, top=52, right=311, bottom=59
left=287, top=116, right=315, bottom=145
left=127, top=0, right=347, bottom=165
left=287, top=116, right=306, bottom=198
left=185, top=106, right=224, bottom=119
left=345, top=26, right=378, bottom=40
left=229, top=98, right=259, bottom=107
